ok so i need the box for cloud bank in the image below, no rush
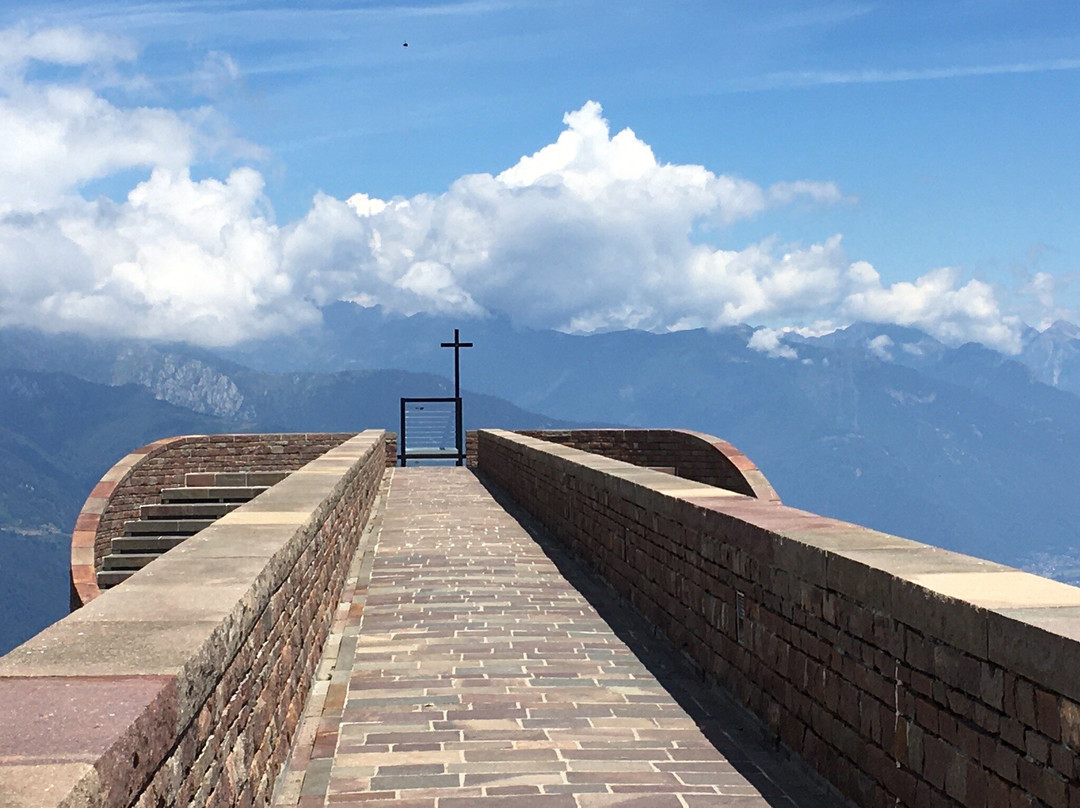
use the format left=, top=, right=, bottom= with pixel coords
left=0, top=25, right=1029, bottom=351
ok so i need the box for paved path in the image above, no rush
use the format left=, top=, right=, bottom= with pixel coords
left=275, top=468, right=846, bottom=808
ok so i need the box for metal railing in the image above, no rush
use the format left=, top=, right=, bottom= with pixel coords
left=398, top=396, right=465, bottom=466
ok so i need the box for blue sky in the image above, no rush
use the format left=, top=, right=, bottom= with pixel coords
left=1, top=1, right=1078, bottom=350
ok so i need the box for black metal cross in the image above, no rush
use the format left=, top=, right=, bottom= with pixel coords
left=440, top=328, right=473, bottom=399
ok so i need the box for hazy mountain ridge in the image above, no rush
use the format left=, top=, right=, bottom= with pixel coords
left=0, top=368, right=249, bottom=653
left=0, top=528, right=69, bottom=660
left=0, top=352, right=581, bottom=655
left=0, top=369, right=246, bottom=530
left=221, top=304, right=1080, bottom=572
left=0, top=327, right=579, bottom=432
left=5, top=312, right=1080, bottom=654
left=0, top=329, right=254, bottom=418
left=1019, top=320, right=1080, bottom=396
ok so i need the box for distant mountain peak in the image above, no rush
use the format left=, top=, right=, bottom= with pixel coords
left=1044, top=320, right=1080, bottom=341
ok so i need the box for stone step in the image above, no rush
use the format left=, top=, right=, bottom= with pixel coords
left=123, top=518, right=215, bottom=536
left=139, top=502, right=239, bottom=520
left=97, top=570, right=134, bottom=588
left=184, top=471, right=290, bottom=488
left=160, top=486, right=269, bottom=503
left=110, top=535, right=189, bottom=553
left=97, top=475, right=287, bottom=591
left=101, top=553, right=159, bottom=571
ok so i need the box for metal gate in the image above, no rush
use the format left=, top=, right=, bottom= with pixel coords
left=398, top=396, right=464, bottom=466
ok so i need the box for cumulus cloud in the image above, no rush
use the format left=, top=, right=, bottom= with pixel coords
left=0, top=26, right=292, bottom=344
left=268, top=104, right=1028, bottom=353
left=0, top=168, right=317, bottom=344
left=1019, top=271, right=1075, bottom=330
left=0, top=25, right=245, bottom=215
left=0, top=28, right=1035, bottom=352
left=748, top=328, right=798, bottom=359
left=278, top=106, right=864, bottom=335
left=842, top=267, right=1022, bottom=353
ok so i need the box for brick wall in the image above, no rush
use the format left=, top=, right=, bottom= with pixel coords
left=384, top=433, right=398, bottom=466
left=2, top=431, right=386, bottom=808
left=515, top=428, right=779, bottom=500
left=87, top=433, right=354, bottom=578
left=477, top=429, right=1080, bottom=808
left=71, top=435, right=189, bottom=609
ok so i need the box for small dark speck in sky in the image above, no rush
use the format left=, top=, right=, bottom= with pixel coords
left=403, top=42, right=408, bottom=47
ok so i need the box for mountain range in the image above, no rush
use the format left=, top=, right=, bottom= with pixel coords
left=3, top=306, right=1080, bottom=654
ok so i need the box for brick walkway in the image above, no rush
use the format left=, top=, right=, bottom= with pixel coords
left=275, top=468, right=846, bottom=808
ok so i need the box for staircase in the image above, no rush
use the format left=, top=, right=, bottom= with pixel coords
left=96, top=471, right=290, bottom=590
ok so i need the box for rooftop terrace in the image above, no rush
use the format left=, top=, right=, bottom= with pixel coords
left=2, top=428, right=1079, bottom=808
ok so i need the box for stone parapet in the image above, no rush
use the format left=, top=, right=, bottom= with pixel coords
left=72, top=433, right=355, bottom=607
left=4, top=430, right=386, bottom=808
left=516, top=427, right=780, bottom=501
left=477, top=428, right=1080, bottom=808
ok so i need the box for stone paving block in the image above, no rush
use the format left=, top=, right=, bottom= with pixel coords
left=273, top=467, right=849, bottom=808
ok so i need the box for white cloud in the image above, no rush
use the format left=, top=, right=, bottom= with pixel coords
left=0, top=29, right=1035, bottom=352
left=278, top=106, right=860, bottom=335
left=1019, top=271, right=1075, bottom=330
left=749, top=58, right=1080, bottom=91
left=0, top=84, right=200, bottom=212
left=193, top=51, right=242, bottom=98
left=0, top=25, right=136, bottom=74
left=0, top=168, right=318, bottom=344
left=0, top=25, right=281, bottom=345
left=0, top=25, right=253, bottom=216
left=273, top=106, right=1023, bottom=351
left=748, top=327, right=798, bottom=360
left=1025, top=271, right=1057, bottom=309
left=767, top=180, right=849, bottom=206
left=843, top=267, right=1022, bottom=353
left=867, top=334, right=893, bottom=361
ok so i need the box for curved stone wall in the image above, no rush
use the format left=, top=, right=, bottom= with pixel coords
left=478, top=429, right=1080, bottom=808
left=6, top=430, right=386, bottom=808
left=70, top=435, right=192, bottom=609
left=71, top=433, right=356, bottom=607
left=516, top=428, right=780, bottom=501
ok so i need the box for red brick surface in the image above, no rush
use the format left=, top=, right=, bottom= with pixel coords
left=69, top=436, right=186, bottom=608
left=71, top=433, right=356, bottom=608
left=478, top=429, right=1080, bottom=808
left=515, top=428, right=780, bottom=501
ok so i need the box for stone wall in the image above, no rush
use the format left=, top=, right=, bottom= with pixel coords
left=516, top=428, right=779, bottom=500
left=384, top=433, right=398, bottom=467
left=73, top=433, right=354, bottom=607
left=477, top=429, right=1080, bottom=808
left=2, top=430, right=386, bottom=808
